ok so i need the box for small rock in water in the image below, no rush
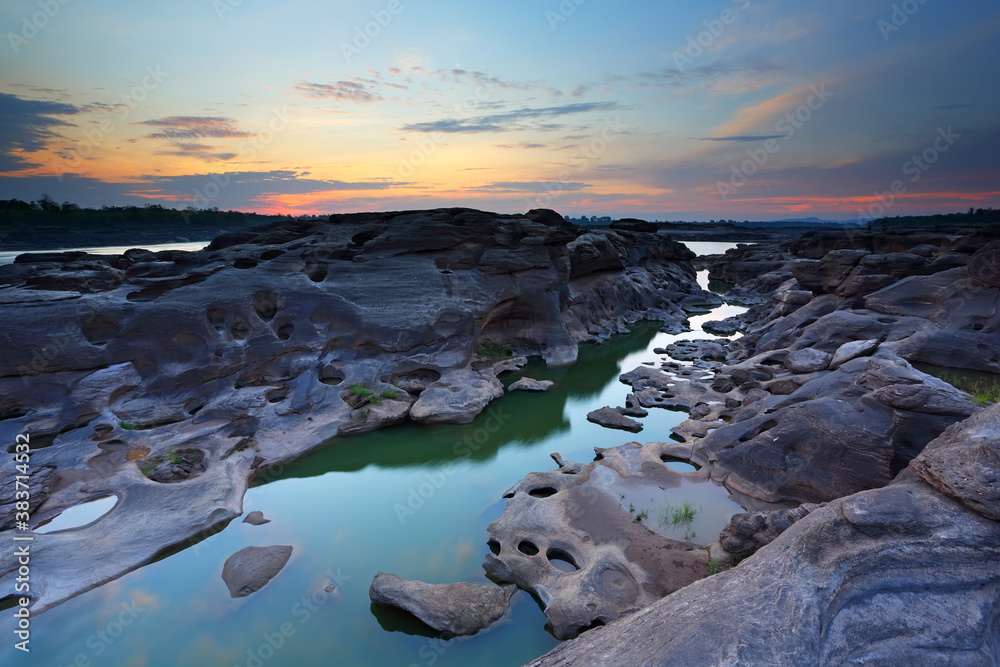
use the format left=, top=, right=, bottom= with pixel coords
left=243, top=510, right=271, bottom=525
left=369, top=573, right=516, bottom=637
left=587, top=407, right=643, bottom=433
left=221, top=545, right=292, bottom=598
left=508, top=377, right=555, bottom=392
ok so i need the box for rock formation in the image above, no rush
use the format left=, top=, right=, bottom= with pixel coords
left=526, top=404, right=1000, bottom=666
left=369, top=573, right=516, bottom=637
left=0, top=208, right=708, bottom=612
left=484, top=443, right=709, bottom=639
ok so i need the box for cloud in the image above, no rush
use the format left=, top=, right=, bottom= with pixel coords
left=701, top=135, right=785, bottom=142
left=292, top=80, right=383, bottom=103
left=631, top=58, right=782, bottom=92
left=401, top=102, right=623, bottom=134
left=134, top=116, right=256, bottom=161
left=466, top=181, right=591, bottom=193
left=0, top=92, right=82, bottom=171
left=136, top=116, right=253, bottom=140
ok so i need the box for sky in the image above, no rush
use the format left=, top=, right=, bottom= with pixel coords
left=1, top=0, right=998, bottom=221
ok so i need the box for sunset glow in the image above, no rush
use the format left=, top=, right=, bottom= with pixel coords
left=2, top=0, right=998, bottom=220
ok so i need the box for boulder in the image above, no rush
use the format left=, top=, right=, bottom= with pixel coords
left=911, top=402, right=1000, bottom=520
left=586, top=407, right=642, bottom=433
left=508, top=378, right=555, bottom=392
left=967, top=240, right=1000, bottom=288
left=369, top=573, right=516, bottom=637
left=221, top=545, right=292, bottom=598
left=409, top=370, right=504, bottom=424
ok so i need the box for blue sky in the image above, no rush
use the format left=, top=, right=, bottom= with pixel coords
left=1, top=0, right=998, bottom=220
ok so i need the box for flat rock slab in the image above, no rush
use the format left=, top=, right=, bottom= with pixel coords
left=222, top=545, right=292, bottom=598
left=509, top=378, right=555, bottom=392
left=369, top=573, right=516, bottom=637
left=586, top=407, right=642, bottom=432
left=242, top=510, right=271, bottom=525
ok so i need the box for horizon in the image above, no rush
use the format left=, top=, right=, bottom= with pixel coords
left=2, top=1, right=999, bottom=222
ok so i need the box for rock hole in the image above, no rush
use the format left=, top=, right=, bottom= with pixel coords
left=319, top=366, right=345, bottom=386
left=660, top=455, right=700, bottom=472
left=306, top=264, right=328, bottom=282
left=206, top=307, right=226, bottom=329
left=448, top=386, right=461, bottom=393
left=231, top=319, right=250, bottom=340
left=6, top=433, right=56, bottom=453
left=33, top=494, right=118, bottom=533
left=81, top=316, right=121, bottom=346
left=579, top=619, right=607, bottom=634
left=233, top=258, right=258, bottom=269
left=259, top=249, right=285, bottom=261
left=517, top=540, right=540, bottom=556
left=487, top=539, right=501, bottom=556
left=350, top=229, right=381, bottom=247
left=267, top=388, right=288, bottom=403
left=126, top=448, right=149, bottom=461
left=738, top=419, right=778, bottom=443
left=275, top=323, right=294, bottom=340
left=546, top=548, right=580, bottom=572
left=877, top=317, right=897, bottom=324
left=528, top=486, right=558, bottom=498
left=186, top=401, right=205, bottom=416
left=227, top=418, right=259, bottom=438
left=0, top=405, right=28, bottom=421
left=253, top=290, right=282, bottom=321
left=974, top=323, right=985, bottom=331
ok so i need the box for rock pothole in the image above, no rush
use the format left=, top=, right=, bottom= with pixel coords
left=138, top=448, right=206, bottom=483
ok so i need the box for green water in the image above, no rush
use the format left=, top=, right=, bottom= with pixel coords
left=3, top=249, right=748, bottom=667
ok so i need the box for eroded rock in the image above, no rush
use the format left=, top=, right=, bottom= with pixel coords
left=485, top=442, right=711, bottom=639
left=586, top=407, right=642, bottom=432
left=221, top=545, right=292, bottom=598
left=369, top=573, right=516, bottom=637
left=508, top=378, right=555, bottom=392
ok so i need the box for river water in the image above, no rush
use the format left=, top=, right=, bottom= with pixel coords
left=0, top=242, right=209, bottom=266
left=1, top=241, right=747, bottom=667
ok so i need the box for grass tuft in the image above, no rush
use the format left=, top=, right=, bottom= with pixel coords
left=475, top=339, right=513, bottom=359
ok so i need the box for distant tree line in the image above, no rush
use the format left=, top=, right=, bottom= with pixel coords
left=0, top=195, right=289, bottom=230
left=872, top=208, right=1000, bottom=229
